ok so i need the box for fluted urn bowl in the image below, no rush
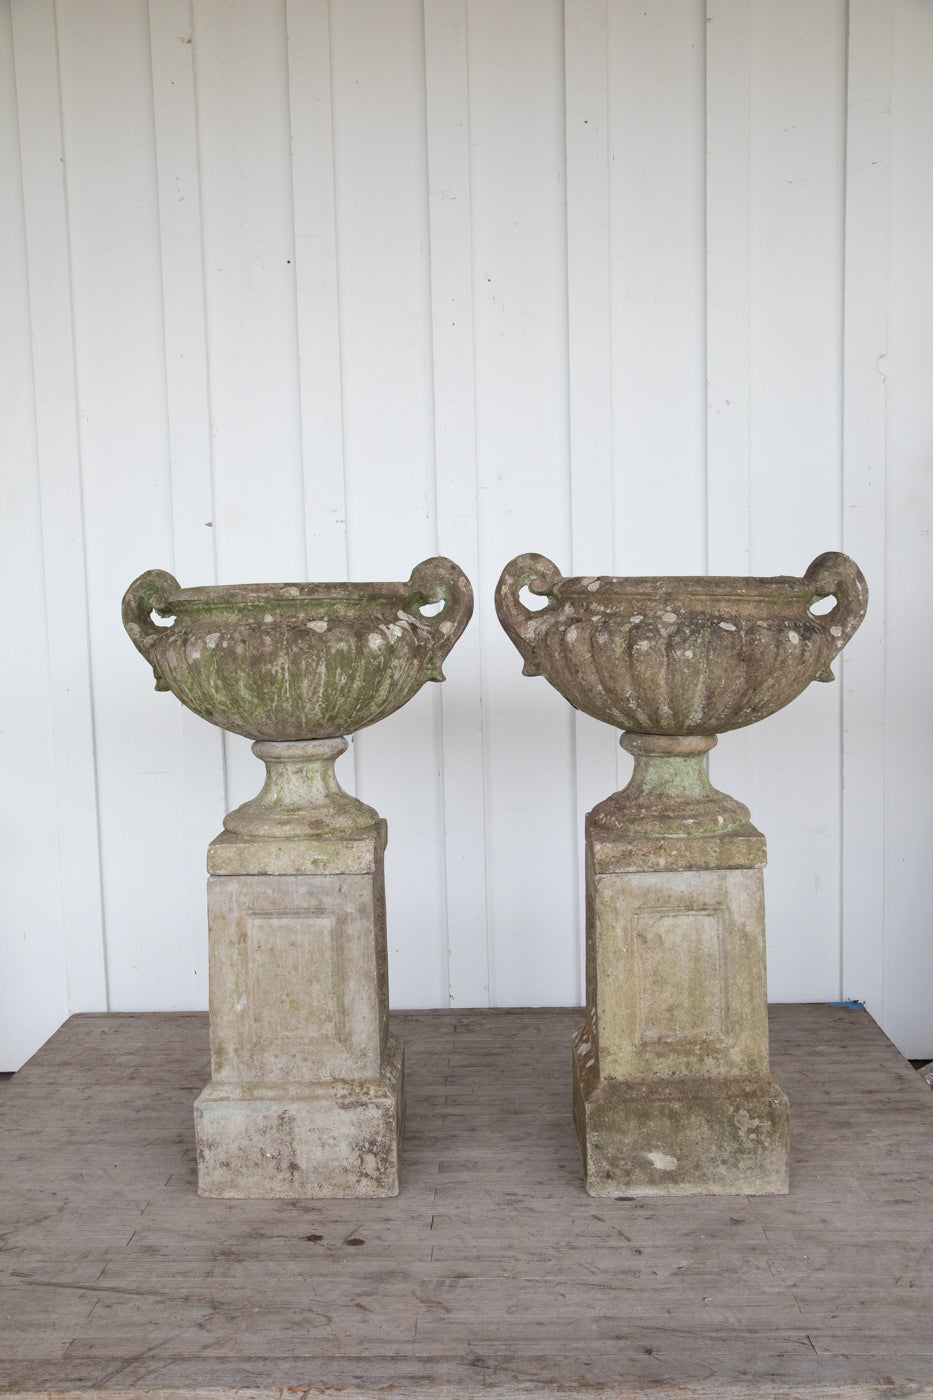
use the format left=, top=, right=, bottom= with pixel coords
left=496, top=552, right=867, bottom=835
left=123, top=558, right=473, bottom=837
left=496, top=552, right=867, bottom=736
left=123, top=557, right=472, bottom=741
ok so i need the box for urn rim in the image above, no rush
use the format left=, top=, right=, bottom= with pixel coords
left=541, top=573, right=828, bottom=605
left=161, top=578, right=453, bottom=613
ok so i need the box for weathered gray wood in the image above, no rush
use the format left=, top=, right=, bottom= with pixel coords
left=1, top=1006, right=933, bottom=1399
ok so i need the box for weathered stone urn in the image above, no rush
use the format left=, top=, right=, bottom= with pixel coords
left=496, top=551, right=868, bottom=1196
left=123, top=557, right=473, bottom=1199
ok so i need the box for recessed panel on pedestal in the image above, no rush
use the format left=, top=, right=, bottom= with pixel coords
left=246, top=909, right=342, bottom=1041
left=208, top=872, right=383, bottom=1084
left=634, top=907, right=728, bottom=1048
left=593, top=866, right=769, bottom=1083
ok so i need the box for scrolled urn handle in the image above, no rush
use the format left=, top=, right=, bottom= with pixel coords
left=407, top=556, right=474, bottom=679
left=121, top=569, right=180, bottom=690
left=494, top=553, right=563, bottom=677
left=803, top=552, right=869, bottom=681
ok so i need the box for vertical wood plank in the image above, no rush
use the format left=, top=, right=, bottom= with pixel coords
left=706, top=0, right=750, bottom=577
left=53, top=0, right=196, bottom=1011
left=469, top=0, right=577, bottom=1006
left=746, top=0, right=847, bottom=575
left=840, top=0, right=892, bottom=1019
left=192, top=0, right=307, bottom=822
left=423, top=0, right=490, bottom=1005
left=148, top=0, right=227, bottom=1004
left=745, top=1, right=848, bottom=1006
left=285, top=0, right=356, bottom=808
left=148, top=0, right=217, bottom=589
left=565, top=0, right=613, bottom=577
left=193, top=0, right=306, bottom=593
left=607, top=0, right=708, bottom=577
left=879, top=0, right=933, bottom=1055
left=600, top=0, right=709, bottom=997
left=565, top=0, right=618, bottom=1001
left=286, top=0, right=351, bottom=585
left=9, top=0, right=107, bottom=1021
left=704, top=0, right=755, bottom=858
left=0, top=3, right=71, bottom=1067
left=328, top=0, right=446, bottom=1009
left=284, top=0, right=359, bottom=914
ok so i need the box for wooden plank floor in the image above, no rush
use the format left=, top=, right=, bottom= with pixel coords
left=1, top=1005, right=932, bottom=1400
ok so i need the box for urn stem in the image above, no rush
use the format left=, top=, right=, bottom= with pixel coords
left=590, top=733, right=751, bottom=837
left=223, top=738, right=380, bottom=839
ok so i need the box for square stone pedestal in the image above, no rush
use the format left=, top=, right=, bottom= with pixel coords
left=573, top=819, right=789, bottom=1196
left=194, top=824, right=404, bottom=1198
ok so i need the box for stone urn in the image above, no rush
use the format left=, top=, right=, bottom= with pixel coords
left=496, top=551, right=867, bottom=1197
left=123, top=556, right=473, bottom=837
left=495, top=551, right=868, bottom=836
left=123, top=557, right=473, bottom=1200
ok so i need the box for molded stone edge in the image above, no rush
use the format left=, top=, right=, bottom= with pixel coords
left=207, top=821, right=387, bottom=876
left=587, top=815, right=767, bottom=873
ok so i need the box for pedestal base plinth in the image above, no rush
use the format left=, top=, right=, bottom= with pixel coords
left=579, top=792, right=789, bottom=1197
left=194, top=1032, right=404, bottom=1199
left=572, top=1027, right=788, bottom=1196
left=197, top=817, right=403, bottom=1199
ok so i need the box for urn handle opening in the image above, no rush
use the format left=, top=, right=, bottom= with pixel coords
left=121, top=569, right=181, bottom=690
left=519, top=584, right=550, bottom=612
left=406, top=557, right=474, bottom=676
left=804, top=552, right=869, bottom=679
left=494, top=553, right=563, bottom=676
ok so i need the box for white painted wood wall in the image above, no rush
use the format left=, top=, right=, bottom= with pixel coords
left=2, top=0, right=932, bottom=1068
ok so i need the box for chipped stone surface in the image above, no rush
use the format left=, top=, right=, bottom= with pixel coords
left=573, top=1043, right=789, bottom=1197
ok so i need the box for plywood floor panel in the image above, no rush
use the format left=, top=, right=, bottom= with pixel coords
left=1, top=1005, right=932, bottom=1399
